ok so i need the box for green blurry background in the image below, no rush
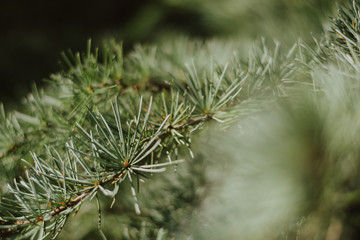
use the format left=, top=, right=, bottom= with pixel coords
left=0, top=0, right=343, bottom=106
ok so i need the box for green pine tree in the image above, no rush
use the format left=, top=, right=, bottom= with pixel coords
left=1, top=1, right=360, bottom=239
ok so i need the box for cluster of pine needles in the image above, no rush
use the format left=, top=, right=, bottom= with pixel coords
left=1, top=1, right=360, bottom=239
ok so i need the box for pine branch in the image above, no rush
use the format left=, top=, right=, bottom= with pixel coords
left=0, top=33, right=302, bottom=239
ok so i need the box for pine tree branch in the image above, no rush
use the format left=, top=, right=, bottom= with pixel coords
left=0, top=31, right=302, bottom=238
left=0, top=101, right=211, bottom=237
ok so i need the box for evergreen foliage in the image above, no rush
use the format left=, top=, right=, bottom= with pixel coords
left=1, top=1, right=360, bottom=239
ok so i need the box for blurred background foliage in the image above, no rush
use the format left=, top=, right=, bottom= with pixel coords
left=0, top=0, right=344, bottom=106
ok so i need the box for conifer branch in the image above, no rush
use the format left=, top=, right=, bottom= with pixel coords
left=0, top=24, right=306, bottom=238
